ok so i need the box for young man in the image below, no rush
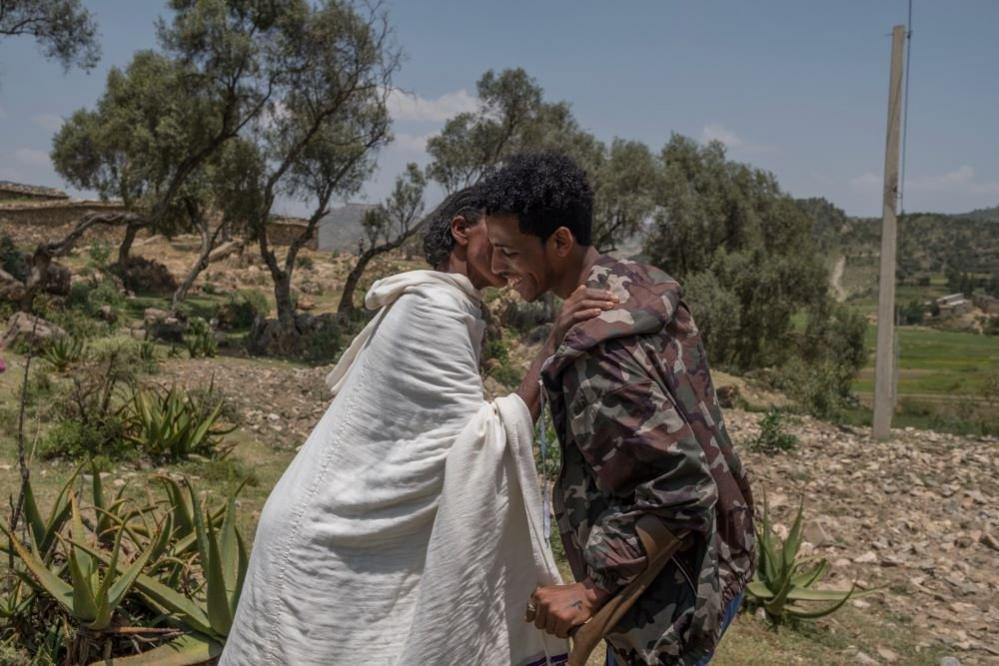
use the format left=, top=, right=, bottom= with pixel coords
left=481, top=153, right=755, bottom=665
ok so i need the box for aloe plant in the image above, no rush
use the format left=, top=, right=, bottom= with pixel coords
left=42, top=334, right=86, bottom=372
left=3, top=491, right=164, bottom=633
left=3, top=467, right=248, bottom=665
left=124, top=385, right=235, bottom=460
left=747, top=494, right=874, bottom=626
left=184, top=317, right=217, bottom=358
left=81, top=478, right=248, bottom=663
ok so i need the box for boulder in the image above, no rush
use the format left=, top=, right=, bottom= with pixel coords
left=144, top=307, right=186, bottom=343
left=43, top=262, right=72, bottom=296
left=98, top=304, right=117, bottom=324
left=1, top=312, right=66, bottom=350
left=0, top=268, right=26, bottom=303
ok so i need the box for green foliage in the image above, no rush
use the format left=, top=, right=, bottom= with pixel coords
left=41, top=335, right=85, bottom=373
left=0, top=0, right=100, bottom=71
left=749, top=409, right=798, bottom=454
left=38, top=347, right=137, bottom=460
left=86, top=240, right=112, bottom=270
left=184, top=316, right=217, bottom=358
left=295, top=255, right=314, bottom=270
left=40, top=419, right=129, bottom=462
left=774, top=357, right=855, bottom=420
left=747, top=495, right=870, bottom=627
left=216, top=289, right=269, bottom=330
left=1, top=466, right=246, bottom=663
left=65, top=272, right=126, bottom=322
left=898, top=299, right=925, bottom=325
left=302, top=317, right=345, bottom=364
left=645, top=136, right=829, bottom=371
left=502, top=299, right=553, bottom=335
left=1, top=234, right=30, bottom=282
left=123, top=384, right=235, bottom=462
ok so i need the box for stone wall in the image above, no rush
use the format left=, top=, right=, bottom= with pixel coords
left=266, top=217, right=317, bottom=250
left=0, top=182, right=69, bottom=202
left=0, top=201, right=128, bottom=245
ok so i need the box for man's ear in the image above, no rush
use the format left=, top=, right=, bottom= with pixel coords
left=450, top=215, right=470, bottom=247
left=549, top=226, right=576, bottom=257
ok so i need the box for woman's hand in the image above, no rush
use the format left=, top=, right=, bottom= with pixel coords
left=551, top=286, right=618, bottom=346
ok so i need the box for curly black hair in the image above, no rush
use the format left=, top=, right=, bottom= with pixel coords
left=422, top=185, right=485, bottom=270
left=479, top=152, right=593, bottom=245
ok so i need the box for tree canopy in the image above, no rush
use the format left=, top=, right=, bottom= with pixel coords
left=0, top=0, right=99, bottom=71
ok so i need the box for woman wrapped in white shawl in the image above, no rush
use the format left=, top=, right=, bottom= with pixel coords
left=222, top=186, right=617, bottom=666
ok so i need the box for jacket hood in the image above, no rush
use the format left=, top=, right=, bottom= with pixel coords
left=542, top=255, right=683, bottom=384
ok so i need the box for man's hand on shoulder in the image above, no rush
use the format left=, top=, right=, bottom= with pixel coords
left=525, top=580, right=613, bottom=638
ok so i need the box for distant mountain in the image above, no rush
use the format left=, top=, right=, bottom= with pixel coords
left=315, top=203, right=377, bottom=252
left=954, top=205, right=999, bottom=222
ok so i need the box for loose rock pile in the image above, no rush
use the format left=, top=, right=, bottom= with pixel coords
left=727, top=411, right=998, bottom=663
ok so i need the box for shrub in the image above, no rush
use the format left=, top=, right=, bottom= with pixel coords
left=65, top=273, right=126, bottom=322
left=899, top=299, right=925, bottom=326
left=502, top=299, right=552, bottom=335
left=773, top=357, right=857, bottom=419
left=0, top=234, right=29, bottom=282
left=39, top=418, right=130, bottom=463
left=116, top=256, right=177, bottom=295
left=185, top=316, right=218, bottom=358
left=86, top=239, right=112, bottom=270
left=295, top=254, right=314, bottom=270
left=304, top=316, right=344, bottom=363
left=749, top=409, right=798, bottom=453
left=215, top=289, right=269, bottom=330
left=37, top=348, right=135, bottom=460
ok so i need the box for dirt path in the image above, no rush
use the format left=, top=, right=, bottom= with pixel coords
left=831, top=255, right=848, bottom=301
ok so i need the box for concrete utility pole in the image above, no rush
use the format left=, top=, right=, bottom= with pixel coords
left=872, top=25, right=907, bottom=440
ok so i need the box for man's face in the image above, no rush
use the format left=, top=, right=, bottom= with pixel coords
left=486, top=213, right=552, bottom=302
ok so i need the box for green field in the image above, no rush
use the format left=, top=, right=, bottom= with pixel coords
left=853, top=324, right=999, bottom=397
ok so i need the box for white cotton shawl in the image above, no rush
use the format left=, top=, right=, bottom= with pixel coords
left=221, top=270, right=568, bottom=666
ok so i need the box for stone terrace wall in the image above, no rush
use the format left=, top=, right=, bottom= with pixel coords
left=0, top=201, right=128, bottom=246
left=266, top=218, right=318, bottom=250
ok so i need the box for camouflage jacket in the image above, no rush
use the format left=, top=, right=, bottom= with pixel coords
left=540, top=256, right=755, bottom=665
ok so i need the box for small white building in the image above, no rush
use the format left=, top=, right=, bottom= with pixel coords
left=936, top=293, right=973, bottom=317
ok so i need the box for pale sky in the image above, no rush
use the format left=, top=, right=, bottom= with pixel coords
left=1, top=1, right=997, bottom=218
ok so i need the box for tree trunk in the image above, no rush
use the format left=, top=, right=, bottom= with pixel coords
left=171, top=220, right=228, bottom=311
left=19, top=248, right=54, bottom=312
left=337, top=248, right=378, bottom=314
left=273, top=271, right=295, bottom=329
left=336, top=218, right=430, bottom=315
left=116, top=222, right=141, bottom=269
left=171, top=235, right=209, bottom=312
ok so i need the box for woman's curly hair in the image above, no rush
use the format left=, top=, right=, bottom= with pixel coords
left=479, top=152, right=593, bottom=245
left=422, top=185, right=485, bottom=270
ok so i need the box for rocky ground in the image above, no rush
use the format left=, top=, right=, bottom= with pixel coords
left=148, top=353, right=998, bottom=664
left=727, top=410, right=998, bottom=664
